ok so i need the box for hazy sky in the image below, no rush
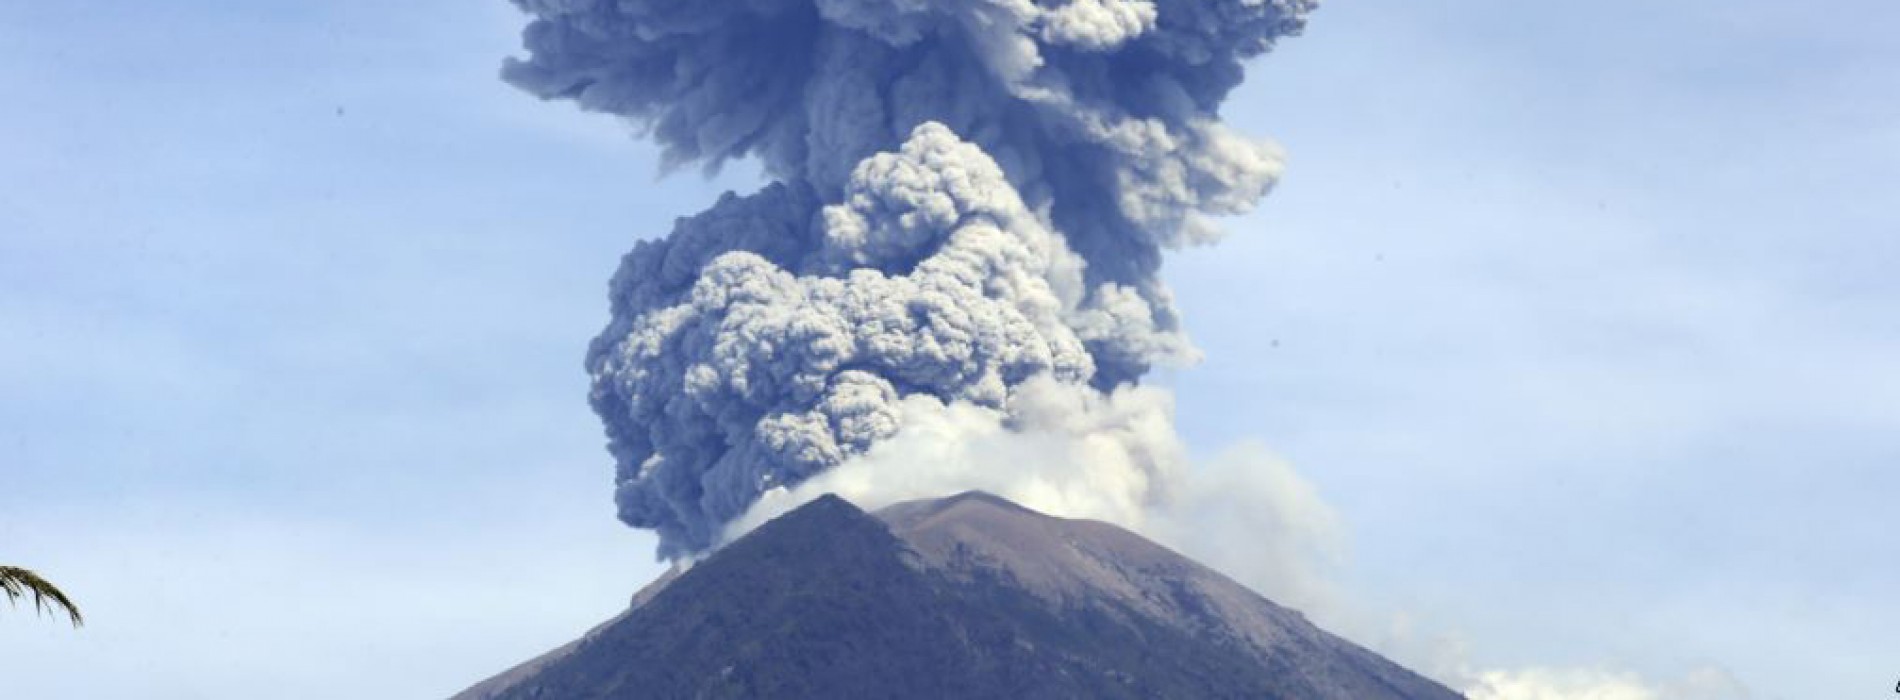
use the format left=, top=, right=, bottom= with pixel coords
left=3, top=2, right=1895, bottom=698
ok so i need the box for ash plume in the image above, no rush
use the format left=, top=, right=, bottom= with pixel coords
left=505, top=0, right=1318, bottom=559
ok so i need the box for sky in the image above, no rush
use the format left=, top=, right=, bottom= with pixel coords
left=2, top=1, right=1895, bottom=698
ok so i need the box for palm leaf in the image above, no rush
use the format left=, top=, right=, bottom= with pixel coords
left=1, top=565, right=84, bottom=627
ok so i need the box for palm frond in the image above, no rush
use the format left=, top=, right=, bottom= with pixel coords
left=1, top=565, right=84, bottom=627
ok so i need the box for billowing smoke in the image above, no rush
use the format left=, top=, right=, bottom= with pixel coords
left=504, top=0, right=1318, bottom=559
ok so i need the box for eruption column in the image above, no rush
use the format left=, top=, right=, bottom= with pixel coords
left=505, top=0, right=1317, bottom=559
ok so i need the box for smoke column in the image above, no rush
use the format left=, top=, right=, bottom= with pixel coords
left=505, top=0, right=1318, bottom=560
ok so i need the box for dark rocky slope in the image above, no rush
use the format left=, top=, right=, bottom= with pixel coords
left=454, top=492, right=1460, bottom=699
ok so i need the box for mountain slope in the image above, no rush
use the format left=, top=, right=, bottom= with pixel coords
left=453, top=492, right=1460, bottom=699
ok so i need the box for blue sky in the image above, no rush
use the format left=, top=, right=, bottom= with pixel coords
left=2, top=1, right=1895, bottom=698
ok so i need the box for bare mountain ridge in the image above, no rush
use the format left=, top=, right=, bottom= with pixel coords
left=454, top=491, right=1460, bottom=699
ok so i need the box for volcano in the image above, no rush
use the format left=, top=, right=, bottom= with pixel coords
left=453, top=492, right=1458, bottom=699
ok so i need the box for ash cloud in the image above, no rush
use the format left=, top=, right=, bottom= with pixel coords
left=504, top=0, right=1317, bottom=558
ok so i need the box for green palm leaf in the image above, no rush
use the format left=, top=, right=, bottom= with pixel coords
left=1, top=566, right=83, bottom=627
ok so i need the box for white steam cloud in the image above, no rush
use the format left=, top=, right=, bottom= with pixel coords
left=727, top=376, right=1345, bottom=616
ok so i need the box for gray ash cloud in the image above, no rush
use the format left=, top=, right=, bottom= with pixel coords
left=504, top=0, right=1316, bottom=558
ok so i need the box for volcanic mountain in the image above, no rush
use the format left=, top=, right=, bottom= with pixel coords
left=453, top=492, right=1460, bottom=699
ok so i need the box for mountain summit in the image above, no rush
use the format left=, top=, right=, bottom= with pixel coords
left=453, top=492, right=1459, bottom=699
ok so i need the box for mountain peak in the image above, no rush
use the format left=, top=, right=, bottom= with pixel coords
left=934, top=489, right=1032, bottom=510
left=455, top=492, right=1458, bottom=700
